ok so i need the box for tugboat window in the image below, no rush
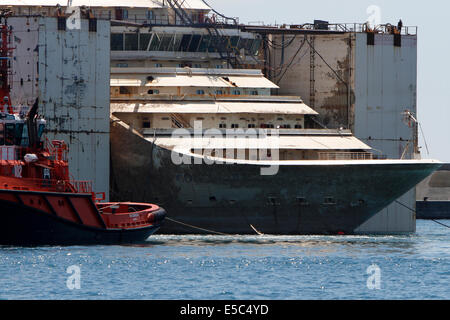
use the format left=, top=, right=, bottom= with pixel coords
left=0, top=123, right=4, bottom=145
left=37, top=124, right=45, bottom=140
left=20, top=123, right=29, bottom=146
left=14, top=123, right=24, bottom=145
left=5, top=123, right=15, bottom=146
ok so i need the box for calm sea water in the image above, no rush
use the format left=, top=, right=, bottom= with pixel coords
left=0, top=220, right=449, bottom=300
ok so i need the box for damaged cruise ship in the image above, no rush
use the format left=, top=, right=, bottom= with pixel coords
left=109, top=66, right=440, bottom=234
left=2, top=0, right=441, bottom=234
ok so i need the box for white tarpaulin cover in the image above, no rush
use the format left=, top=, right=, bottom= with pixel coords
left=111, top=74, right=279, bottom=89
left=111, top=101, right=318, bottom=115
left=151, top=135, right=372, bottom=151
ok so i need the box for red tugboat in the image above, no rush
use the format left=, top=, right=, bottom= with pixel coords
left=0, top=15, right=165, bottom=245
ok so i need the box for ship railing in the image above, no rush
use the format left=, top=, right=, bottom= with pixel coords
left=0, top=146, right=20, bottom=161
left=318, top=152, right=374, bottom=161
left=106, top=12, right=238, bottom=27
left=15, top=178, right=92, bottom=193
left=272, top=23, right=417, bottom=36
left=70, top=180, right=94, bottom=194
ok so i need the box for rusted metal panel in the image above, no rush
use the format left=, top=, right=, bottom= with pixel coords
left=266, top=30, right=418, bottom=233
left=353, top=33, right=418, bottom=233
left=269, top=33, right=354, bottom=129
left=36, top=17, right=111, bottom=200
left=9, top=16, right=40, bottom=108
left=9, top=17, right=110, bottom=200
left=354, top=33, right=417, bottom=158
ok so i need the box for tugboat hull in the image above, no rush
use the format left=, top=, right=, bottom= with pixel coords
left=0, top=190, right=166, bottom=246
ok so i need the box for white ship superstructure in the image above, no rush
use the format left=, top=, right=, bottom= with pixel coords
left=110, top=67, right=373, bottom=162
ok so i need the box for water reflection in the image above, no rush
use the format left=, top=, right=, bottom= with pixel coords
left=127, top=234, right=421, bottom=258
left=144, top=234, right=415, bottom=246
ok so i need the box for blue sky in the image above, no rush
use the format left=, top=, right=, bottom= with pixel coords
left=207, top=0, right=450, bottom=162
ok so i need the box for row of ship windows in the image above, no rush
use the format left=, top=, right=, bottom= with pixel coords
left=111, top=33, right=262, bottom=56
left=121, top=88, right=259, bottom=96
left=0, top=123, right=45, bottom=146
left=142, top=121, right=302, bottom=129
left=221, top=124, right=303, bottom=129
left=193, top=89, right=258, bottom=96
left=181, top=197, right=366, bottom=206
left=116, top=63, right=225, bottom=69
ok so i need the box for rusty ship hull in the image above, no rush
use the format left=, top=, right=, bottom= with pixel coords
left=110, top=123, right=441, bottom=235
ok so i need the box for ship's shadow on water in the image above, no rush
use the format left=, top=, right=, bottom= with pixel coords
left=138, top=233, right=419, bottom=249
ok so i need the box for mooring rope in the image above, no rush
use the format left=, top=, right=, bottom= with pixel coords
left=395, top=200, right=450, bottom=229
left=165, top=217, right=231, bottom=236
